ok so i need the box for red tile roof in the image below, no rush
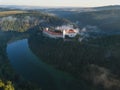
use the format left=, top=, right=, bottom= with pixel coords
left=44, top=30, right=62, bottom=35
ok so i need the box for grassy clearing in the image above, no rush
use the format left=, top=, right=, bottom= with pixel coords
left=0, top=10, right=27, bottom=16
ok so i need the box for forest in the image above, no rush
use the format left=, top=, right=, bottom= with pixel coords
left=29, top=33, right=120, bottom=90
left=0, top=10, right=70, bottom=32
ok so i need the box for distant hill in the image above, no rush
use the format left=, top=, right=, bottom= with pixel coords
left=94, top=5, right=120, bottom=11
left=48, top=8, right=120, bottom=33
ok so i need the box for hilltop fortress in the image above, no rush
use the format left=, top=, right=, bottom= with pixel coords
left=43, top=25, right=79, bottom=39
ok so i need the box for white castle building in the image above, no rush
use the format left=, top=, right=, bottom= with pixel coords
left=43, top=27, right=79, bottom=39
left=63, top=29, right=78, bottom=38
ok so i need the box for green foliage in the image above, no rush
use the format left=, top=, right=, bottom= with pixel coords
left=4, top=81, right=14, bottom=90
left=0, top=80, right=14, bottom=90
left=29, top=34, right=120, bottom=90
left=0, top=79, right=5, bottom=88
left=0, top=11, right=70, bottom=32
left=4, top=81, right=15, bottom=90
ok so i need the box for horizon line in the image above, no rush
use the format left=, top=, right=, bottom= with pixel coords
left=0, top=4, right=120, bottom=8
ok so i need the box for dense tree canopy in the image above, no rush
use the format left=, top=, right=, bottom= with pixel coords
left=0, top=11, right=70, bottom=32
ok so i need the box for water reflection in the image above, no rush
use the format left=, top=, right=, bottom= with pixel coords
left=7, top=39, right=80, bottom=90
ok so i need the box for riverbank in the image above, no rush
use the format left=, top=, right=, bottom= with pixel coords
left=7, top=39, right=85, bottom=90
left=0, top=32, right=41, bottom=90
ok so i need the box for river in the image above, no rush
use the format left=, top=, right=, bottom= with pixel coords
left=6, top=39, right=80, bottom=90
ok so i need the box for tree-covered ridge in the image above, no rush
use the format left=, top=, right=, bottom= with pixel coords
left=0, top=10, right=70, bottom=32
left=53, top=9, right=120, bottom=32
left=77, top=9, right=120, bottom=32
left=29, top=33, right=120, bottom=90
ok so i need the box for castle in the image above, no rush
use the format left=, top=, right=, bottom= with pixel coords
left=43, top=27, right=78, bottom=39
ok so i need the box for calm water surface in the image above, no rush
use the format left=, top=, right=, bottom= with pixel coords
left=6, top=39, right=80, bottom=90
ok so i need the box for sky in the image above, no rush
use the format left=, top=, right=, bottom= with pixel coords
left=0, top=0, right=120, bottom=7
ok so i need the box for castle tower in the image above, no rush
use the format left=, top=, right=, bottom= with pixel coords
left=46, top=28, right=49, bottom=31
left=63, top=29, right=66, bottom=38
